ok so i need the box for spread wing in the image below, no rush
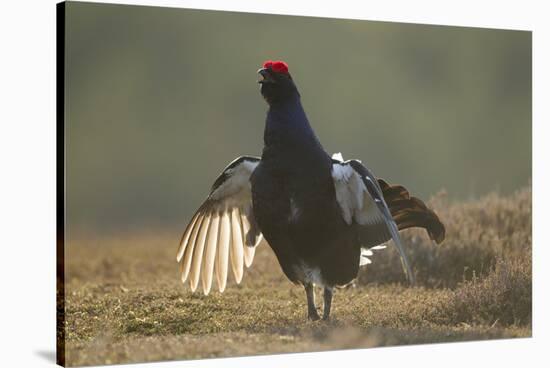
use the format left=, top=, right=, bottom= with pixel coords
left=176, top=156, right=265, bottom=295
left=331, top=155, right=415, bottom=285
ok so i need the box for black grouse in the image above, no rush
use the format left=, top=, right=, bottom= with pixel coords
left=176, top=60, right=445, bottom=320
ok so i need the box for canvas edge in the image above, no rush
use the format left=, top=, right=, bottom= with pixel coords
left=56, top=2, right=66, bottom=367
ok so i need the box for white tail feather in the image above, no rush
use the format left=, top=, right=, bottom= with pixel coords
left=230, top=208, right=244, bottom=283
left=202, top=214, right=220, bottom=295
left=177, top=212, right=200, bottom=262
left=215, top=211, right=231, bottom=292
left=189, top=215, right=211, bottom=292
left=180, top=215, right=205, bottom=283
left=359, top=245, right=388, bottom=267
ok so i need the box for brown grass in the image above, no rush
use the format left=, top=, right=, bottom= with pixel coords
left=360, top=186, right=531, bottom=288
left=62, top=186, right=532, bottom=366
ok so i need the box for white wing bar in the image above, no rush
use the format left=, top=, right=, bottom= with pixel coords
left=331, top=157, right=415, bottom=285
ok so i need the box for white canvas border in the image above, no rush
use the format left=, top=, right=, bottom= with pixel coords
left=0, top=1, right=546, bottom=367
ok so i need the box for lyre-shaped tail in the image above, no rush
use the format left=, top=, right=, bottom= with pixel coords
left=378, top=179, right=445, bottom=244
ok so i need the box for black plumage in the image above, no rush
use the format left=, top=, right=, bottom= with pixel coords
left=177, top=60, right=445, bottom=320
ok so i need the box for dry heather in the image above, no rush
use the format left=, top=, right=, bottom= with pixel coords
left=62, top=186, right=532, bottom=366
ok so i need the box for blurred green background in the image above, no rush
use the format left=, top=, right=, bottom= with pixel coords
left=65, top=2, right=531, bottom=233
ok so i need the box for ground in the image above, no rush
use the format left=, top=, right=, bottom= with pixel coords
left=61, top=187, right=531, bottom=366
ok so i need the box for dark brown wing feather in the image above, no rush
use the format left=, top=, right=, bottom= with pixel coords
left=377, top=179, right=445, bottom=244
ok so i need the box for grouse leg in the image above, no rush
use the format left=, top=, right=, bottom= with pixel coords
left=305, top=283, right=320, bottom=321
left=322, top=286, right=333, bottom=320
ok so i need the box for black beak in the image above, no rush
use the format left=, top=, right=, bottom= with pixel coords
left=257, top=68, right=273, bottom=84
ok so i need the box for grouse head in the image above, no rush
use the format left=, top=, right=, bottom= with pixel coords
left=258, top=60, right=299, bottom=105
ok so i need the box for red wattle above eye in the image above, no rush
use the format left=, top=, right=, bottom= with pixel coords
left=262, top=60, right=289, bottom=74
